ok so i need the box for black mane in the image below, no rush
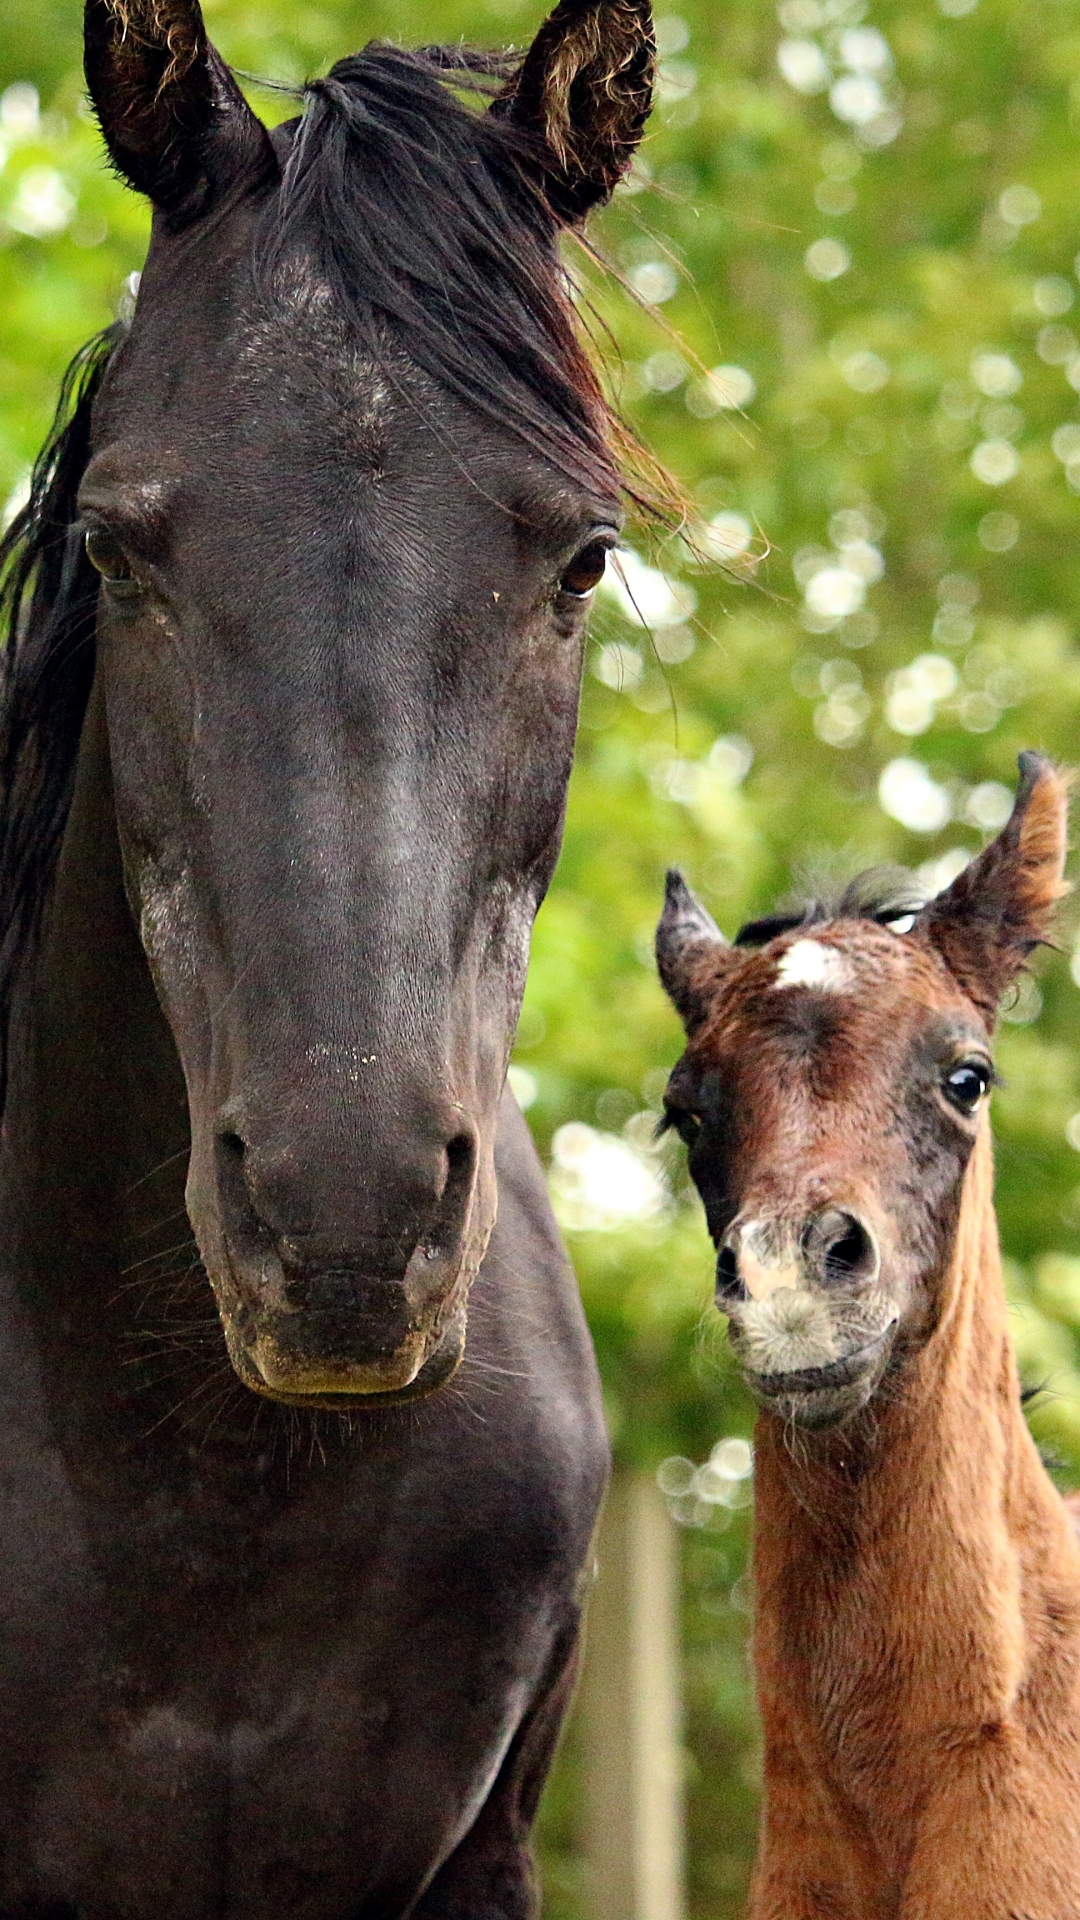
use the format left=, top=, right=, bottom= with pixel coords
left=734, top=867, right=929, bottom=948
left=0, top=326, right=120, bottom=1105
left=258, top=42, right=622, bottom=504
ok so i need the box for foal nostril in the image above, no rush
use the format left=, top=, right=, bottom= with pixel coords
left=716, top=1243, right=741, bottom=1298
left=805, top=1210, right=878, bottom=1289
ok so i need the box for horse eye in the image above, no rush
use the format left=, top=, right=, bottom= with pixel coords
left=943, top=1062, right=991, bottom=1114
left=559, top=539, right=609, bottom=599
left=84, top=527, right=139, bottom=588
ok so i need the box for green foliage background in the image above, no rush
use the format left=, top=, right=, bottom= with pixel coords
left=6, top=0, right=1080, bottom=1911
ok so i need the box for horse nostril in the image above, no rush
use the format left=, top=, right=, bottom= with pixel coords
left=216, top=1129, right=245, bottom=1173
left=806, top=1210, right=878, bottom=1288
left=420, top=1131, right=477, bottom=1260
left=214, top=1129, right=266, bottom=1240
left=444, top=1132, right=475, bottom=1189
left=716, top=1243, right=741, bottom=1298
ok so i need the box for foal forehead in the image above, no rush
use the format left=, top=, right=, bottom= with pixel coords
left=765, top=921, right=924, bottom=996
left=766, top=924, right=924, bottom=994
left=771, top=937, right=855, bottom=993
left=704, top=920, right=973, bottom=1063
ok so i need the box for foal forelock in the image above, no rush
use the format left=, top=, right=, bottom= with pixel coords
left=256, top=42, right=623, bottom=505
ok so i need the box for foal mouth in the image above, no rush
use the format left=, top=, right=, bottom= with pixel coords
left=744, top=1320, right=899, bottom=1429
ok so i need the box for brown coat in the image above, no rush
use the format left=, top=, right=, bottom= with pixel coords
left=656, top=754, right=1080, bottom=1916
left=753, top=1129, right=1080, bottom=1916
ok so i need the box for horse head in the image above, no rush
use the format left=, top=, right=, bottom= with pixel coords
left=75, top=0, right=654, bottom=1404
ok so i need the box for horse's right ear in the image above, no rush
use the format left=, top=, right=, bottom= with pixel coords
left=85, top=0, right=275, bottom=211
left=656, top=871, right=732, bottom=1032
left=920, top=752, right=1072, bottom=1022
left=498, top=0, right=655, bottom=223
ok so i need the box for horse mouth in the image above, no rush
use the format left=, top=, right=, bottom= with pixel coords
left=221, top=1302, right=468, bottom=1407
left=743, top=1321, right=898, bottom=1429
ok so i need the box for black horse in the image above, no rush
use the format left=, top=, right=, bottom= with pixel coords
left=0, top=2, right=655, bottom=1913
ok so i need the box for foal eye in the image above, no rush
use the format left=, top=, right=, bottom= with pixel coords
left=669, top=1109, right=702, bottom=1148
left=84, top=527, right=140, bottom=590
left=943, top=1062, right=992, bottom=1114
left=559, top=539, right=610, bottom=599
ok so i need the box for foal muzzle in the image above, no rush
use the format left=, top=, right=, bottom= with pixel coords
left=717, top=1210, right=897, bottom=1428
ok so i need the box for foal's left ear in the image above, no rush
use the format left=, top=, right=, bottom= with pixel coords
left=920, top=752, right=1072, bottom=1021
left=498, top=0, right=655, bottom=222
left=85, top=0, right=274, bottom=212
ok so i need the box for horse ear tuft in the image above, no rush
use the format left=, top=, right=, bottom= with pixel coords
left=920, top=752, right=1073, bottom=1022
left=656, top=870, right=732, bottom=1033
left=85, top=0, right=274, bottom=211
left=498, top=0, right=655, bottom=223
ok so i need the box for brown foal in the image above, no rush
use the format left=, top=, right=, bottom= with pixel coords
left=656, top=752, right=1080, bottom=1918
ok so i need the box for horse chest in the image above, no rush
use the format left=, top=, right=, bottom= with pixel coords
left=0, top=1404, right=576, bottom=1918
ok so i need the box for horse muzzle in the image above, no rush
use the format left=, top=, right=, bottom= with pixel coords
left=220, top=1280, right=470, bottom=1406
left=187, top=1117, right=494, bottom=1403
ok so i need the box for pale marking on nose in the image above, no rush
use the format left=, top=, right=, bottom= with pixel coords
left=772, top=939, right=853, bottom=993
left=739, top=1247, right=801, bottom=1301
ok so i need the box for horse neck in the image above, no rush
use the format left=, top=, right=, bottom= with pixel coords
left=753, top=1125, right=1080, bottom=1770
left=0, top=671, right=190, bottom=1331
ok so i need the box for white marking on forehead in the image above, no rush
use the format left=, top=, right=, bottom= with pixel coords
left=772, top=938, right=853, bottom=994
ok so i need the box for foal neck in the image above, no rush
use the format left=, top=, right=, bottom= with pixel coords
left=751, top=1125, right=1080, bottom=1881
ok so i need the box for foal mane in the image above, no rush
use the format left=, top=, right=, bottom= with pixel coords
left=258, top=40, right=656, bottom=510
left=0, top=326, right=121, bottom=1107
left=734, top=868, right=928, bottom=948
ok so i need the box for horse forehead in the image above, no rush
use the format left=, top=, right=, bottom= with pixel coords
left=233, top=294, right=398, bottom=427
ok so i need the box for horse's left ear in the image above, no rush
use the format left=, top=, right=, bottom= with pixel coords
left=498, top=0, right=655, bottom=222
left=920, top=752, right=1072, bottom=1021
left=85, top=0, right=275, bottom=212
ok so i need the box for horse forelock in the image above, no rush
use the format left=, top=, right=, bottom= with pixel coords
left=255, top=41, right=625, bottom=507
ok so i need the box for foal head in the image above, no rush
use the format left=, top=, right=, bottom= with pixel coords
left=11, top=0, right=656, bottom=1404
left=657, top=753, right=1070, bottom=1431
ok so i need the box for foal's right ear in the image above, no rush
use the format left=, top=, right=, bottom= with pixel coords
left=920, top=752, right=1072, bottom=1022
left=656, top=871, right=731, bottom=1032
left=498, top=0, right=655, bottom=222
left=85, top=0, right=274, bottom=212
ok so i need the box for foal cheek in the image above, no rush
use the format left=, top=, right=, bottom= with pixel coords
left=879, top=1127, right=975, bottom=1338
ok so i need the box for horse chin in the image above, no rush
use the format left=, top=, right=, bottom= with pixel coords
left=221, top=1304, right=468, bottom=1408
left=740, top=1321, right=899, bottom=1431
